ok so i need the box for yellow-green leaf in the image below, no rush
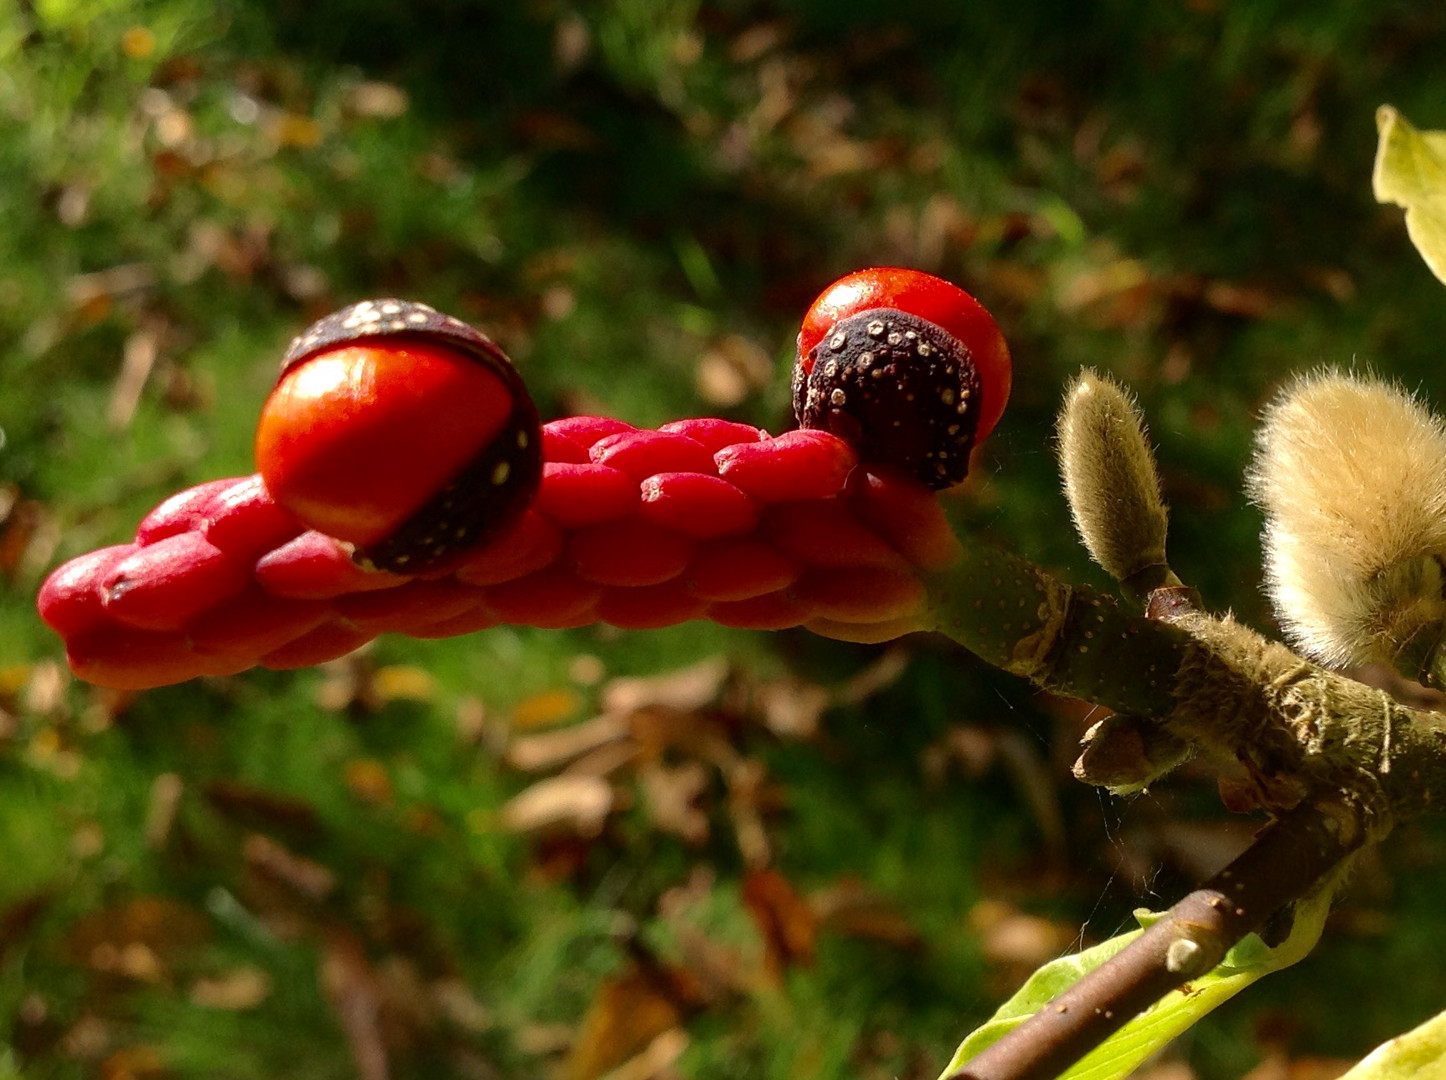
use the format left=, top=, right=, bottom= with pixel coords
left=1373, top=106, right=1446, bottom=286
left=937, top=886, right=1335, bottom=1080
left=1337, top=1008, right=1446, bottom=1080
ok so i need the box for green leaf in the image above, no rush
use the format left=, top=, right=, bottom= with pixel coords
left=1337, top=1009, right=1446, bottom=1080
left=937, top=886, right=1336, bottom=1080
left=1373, top=106, right=1446, bottom=287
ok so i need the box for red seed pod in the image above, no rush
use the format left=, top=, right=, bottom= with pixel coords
left=794, top=268, right=1011, bottom=489
left=255, top=299, right=543, bottom=574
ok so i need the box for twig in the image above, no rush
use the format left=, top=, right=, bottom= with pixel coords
left=944, top=800, right=1363, bottom=1080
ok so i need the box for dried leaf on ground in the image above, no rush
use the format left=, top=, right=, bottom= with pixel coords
left=741, top=869, right=817, bottom=982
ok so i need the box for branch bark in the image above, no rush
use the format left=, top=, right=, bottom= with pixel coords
left=943, top=799, right=1363, bottom=1080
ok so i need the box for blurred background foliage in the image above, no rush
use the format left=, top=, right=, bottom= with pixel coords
left=2, top=1, right=1446, bottom=1078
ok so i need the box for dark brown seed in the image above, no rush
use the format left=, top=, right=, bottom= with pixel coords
left=792, top=308, right=983, bottom=489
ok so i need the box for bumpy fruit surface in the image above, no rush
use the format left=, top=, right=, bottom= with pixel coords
left=255, top=299, right=542, bottom=573
left=38, top=419, right=963, bottom=689
left=793, top=267, right=1011, bottom=488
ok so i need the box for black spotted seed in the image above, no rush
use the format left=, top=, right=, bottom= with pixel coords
left=792, top=307, right=983, bottom=489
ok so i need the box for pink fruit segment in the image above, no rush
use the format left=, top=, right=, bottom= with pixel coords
left=38, top=413, right=964, bottom=689
left=188, top=588, right=331, bottom=660
left=591, top=429, right=717, bottom=479
left=37, top=544, right=139, bottom=637
left=597, top=580, right=708, bottom=630
left=639, top=472, right=759, bottom=540
left=534, top=463, right=638, bottom=527
left=683, top=539, right=798, bottom=601
left=201, top=476, right=305, bottom=559
left=261, top=621, right=376, bottom=670
left=568, top=518, right=694, bottom=587
left=715, top=429, right=857, bottom=502
left=764, top=501, right=909, bottom=570
left=135, top=478, right=248, bottom=544
left=659, top=418, right=767, bottom=453
left=255, top=531, right=408, bottom=599
left=101, top=533, right=251, bottom=632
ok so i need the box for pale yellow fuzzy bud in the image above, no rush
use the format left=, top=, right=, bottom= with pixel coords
left=1247, top=371, right=1446, bottom=672
left=1058, top=371, right=1172, bottom=592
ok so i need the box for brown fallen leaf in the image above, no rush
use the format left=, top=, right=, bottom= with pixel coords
left=811, top=878, right=923, bottom=952
left=561, top=966, right=688, bottom=1080
left=507, top=714, right=630, bottom=772
left=190, top=966, right=273, bottom=1010
left=500, top=774, right=615, bottom=836
left=320, top=930, right=389, bottom=1080
left=243, top=833, right=337, bottom=902
left=639, top=762, right=710, bottom=845
left=602, top=657, right=730, bottom=716
left=741, top=869, right=817, bottom=983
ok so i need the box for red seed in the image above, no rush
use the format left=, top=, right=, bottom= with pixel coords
left=659, top=418, right=768, bottom=454
left=684, top=539, right=799, bottom=601
left=37, top=544, right=138, bottom=636
left=187, top=587, right=331, bottom=660
left=763, top=501, right=909, bottom=570
left=590, top=430, right=716, bottom=479
left=638, top=472, right=759, bottom=539
left=597, top=580, right=708, bottom=630
left=66, top=627, right=202, bottom=690
left=845, top=465, right=962, bottom=570
left=451, top=510, right=564, bottom=586
left=101, top=533, right=251, bottom=631
left=533, top=462, right=638, bottom=527
left=568, top=519, right=694, bottom=587
left=254, top=531, right=409, bottom=599
left=335, top=580, right=487, bottom=635
left=484, top=565, right=601, bottom=629
left=261, top=620, right=375, bottom=670
left=715, top=429, right=857, bottom=502
left=790, top=565, right=926, bottom=623
left=135, top=478, right=249, bottom=545
left=544, top=416, right=636, bottom=448
left=707, top=591, right=816, bottom=631
left=202, top=475, right=304, bottom=559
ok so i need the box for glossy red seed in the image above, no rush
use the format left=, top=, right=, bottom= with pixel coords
left=568, top=519, right=694, bottom=587
left=714, top=429, right=857, bottom=502
left=590, top=430, right=716, bottom=479
left=254, top=531, right=409, bottom=599
left=683, top=538, right=799, bottom=601
left=638, top=472, right=759, bottom=539
left=659, top=418, right=768, bottom=454
left=37, top=544, right=138, bottom=636
left=101, top=533, right=250, bottom=631
left=533, top=462, right=638, bottom=527
left=256, top=340, right=514, bottom=546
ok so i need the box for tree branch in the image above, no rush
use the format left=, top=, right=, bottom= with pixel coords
left=943, top=799, right=1363, bottom=1080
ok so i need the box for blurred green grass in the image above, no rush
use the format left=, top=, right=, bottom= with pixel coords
left=3, top=1, right=1446, bottom=1077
